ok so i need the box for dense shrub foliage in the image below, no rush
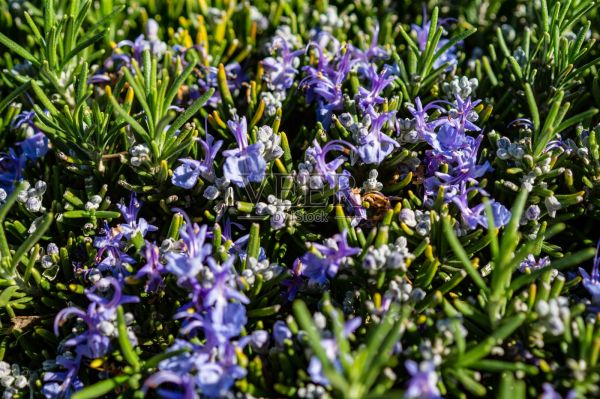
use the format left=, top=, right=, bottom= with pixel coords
left=0, top=0, right=600, bottom=398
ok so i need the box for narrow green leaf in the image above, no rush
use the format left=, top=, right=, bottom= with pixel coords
left=523, top=83, right=539, bottom=131
left=292, top=300, right=349, bottom=392
left=108, top=93, right=151, bottom=142
left=0, top=81, right=31, bottom=114
left=163, top=59, right=198, bottom=115
left=534, top=90, right=565, bottom=157
left=30, top=80, right=59, bottom=116
left=165, top=88, right=214, bottom=138
left=117, top=305, right=141, bottom=370
left=432, top=27, right=476, bottom=66
left=555, top=108, right=598, bottom=135
left=0, top=33, right=39, bottom=66
left=71, top=375, right=130, bottom=399
left=10, top=213, right=54, bottom=274
left=61, top=33, right=105, bottom=68
left=442, top=217, right=488, bottom=293
left=246, top=223, right=261, bottom=261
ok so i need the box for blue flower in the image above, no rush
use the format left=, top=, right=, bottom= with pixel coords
left=42, top=355, right=84, bottom=399
left=404, top=360, right=442, bottom=399
left=356, top=111, right=399, bottom=164
left=451, top=187, right=511, bottom=230
left=301, top=230, right=360, bottom=285
left=196, top=62, right=246, bottom=108
left=172, top=159, right=205, bottom=189
left=519, top=254, right=551, bottom=273
left=305, top=139, right=356, bottom=190
left=117, top=193, right=157, bottom=240
left=0, top=149, right=25, bottom=192
left=355, top=65, right=394, bottom=113
left=223, top=117, right=267, bottom=187
left=579, top=241, right=600, bottom=303
left=262, top=37, right=304, bottom=91
left=273, top=320, right=292, bottom=346
left=117, top=18, right=167, bottom=63
left=135, top=242, right=165, bottom=292
left=196, top=362, right=246, bottom=398
left=541, top=383, right=576, bottom=399
left=19, top=132, right=49, bottom=160
left=301, top=44, right=353, bottom=128
left=94, top=223, right=135, bottom=277
left=172, top=132, right=223, bottom=188
left=143, top=370, right=197, bottom=399
left=165, top=217, right=213, bottom=283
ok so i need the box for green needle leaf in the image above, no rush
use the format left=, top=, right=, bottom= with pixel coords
left=0, top=32, right=40, bottom=66
left=71, top=375, right=130, bottom=399
left=117, top=305, right=141, bottom=371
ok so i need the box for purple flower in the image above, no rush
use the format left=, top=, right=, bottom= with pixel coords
left=301, top=44, right=353, bottom=127
left=423, top=133, right=491, bottom=196
left=144, top=371, right=197, bottom=399
left=451, top=187, right=511, bottom=230
left=117, top=19, right=167, bottom=63
left=12, top=111, right=49, bottom=160
left=223, top=117, right=267, bottom=187
left=355, top=66, right=394, bottom=113
left=410, top=96, right=493, bottom=204
left=262, top=37, right=304, bottom=91
left=94, top=223, right=135, bottom=277
left=541, top=383, right=576, bottom=399
left=148, top=211, right=250, bottom=398
left=519, top=254, right=551, bottom=273
left=42, top=354, right=84, bottom=399
left=579, top=241, right=600, bottom=303
left=281, top=258, right=305, bottom=301
left=356, top=111, right=399, bottom=164
left=149, top=343, right=246, bottom=399
left=0, top=112, right=49, bottom=192
left=135, top=242, right=166, bottom=292
left=201, top=256, right=249, bottom=310
left=348, top=23, right=389, bottom=73
left=301, top=230, right=360, bottom=285
left=197, top=63, right=246, bottom=108
left=50, top=278, right=139, bottom=397
left=304, top=139, right=356, bottom=190
left=404, top=360, right=442, bottom=399
left=117, top=193, right=158, bottom=240
left=173, top=132, right=223, bottom=188
left=180, top=300, right=247, bottom=346
left=11, top=110, right=37, bottom=129
left=342, top=188, right=367, bottom=226
left=273, top=320, right=292, bottom=346
left=240, top=329, right=269, bottom=352
left=0, top=149, right=25, bottom=191
left=196, top=362, right=246, bottom=398
left=449, top=96, right=482, bottom=132
left=19, top=132, right=49, bottom=160
left=165, top=220, right=212, bottom=283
